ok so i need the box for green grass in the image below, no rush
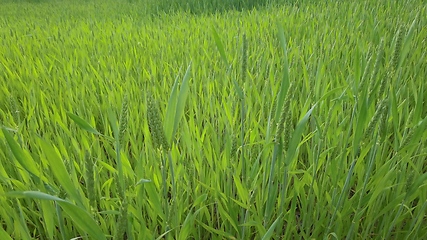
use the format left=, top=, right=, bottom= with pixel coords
left=1, top=0, right=427, bottom=239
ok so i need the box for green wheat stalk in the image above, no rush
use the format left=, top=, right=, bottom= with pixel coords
left=265, top=83, right=292, bottom=224
left=146, top=91, right=173, bottom=234
left=114, top=94, right=129, bottom=239
left=240, top=33, right=248, bottom=238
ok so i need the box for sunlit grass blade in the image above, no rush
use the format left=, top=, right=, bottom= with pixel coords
left=55, top=202, right=67, bottom=240
left=164, top=70, right=181, bottom=143
left=261, top=213, right=283, bottom=240
left=169, top=63, right=191, bottom=143
left=212, top=26, right=230, bottom=67
left=0, top=227, right=13, bottom=240
left=40, top=199, right=55, bottom=239
left=67, top=112, right=101, bottom=135
left=135, top=178, right=152, bottom=186
left=196, top=220, right=237, bottom=240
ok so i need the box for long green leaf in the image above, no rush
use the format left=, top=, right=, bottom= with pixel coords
left=285, top=104, right=317, bottom=166
left=196, top=220, right=237, bottom=239
left=173, top=63, right=191, bottom=141
left=0, top=227, right=13, bottom=240
left=164, top=63, right=191, bottom=144
left=107, top=108, right=125, bottom=197
left=38, top=139, right=84, bottom=207
left=261, top=213, right=283, bottom=240
left=41, top=199, right=55, bottom=239
left=67, top=112, right=101, bottom=135
left=275, top=22, right=290, bottom=122
left=107, top=108, right=119, bottom=140
left=212, top=27, right=229, bottom=66
left=400, top=14, right=418, bottom=69
left=6, top=191, right=106, bottom=240
left=2, top=127, right=40, bottom=177
left=164, top=71, right=181, bottom=143
left=58, top=201, right=105, bottom=240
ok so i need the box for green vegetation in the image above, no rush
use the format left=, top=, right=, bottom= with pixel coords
left=1, top=0, right=426, bottom=239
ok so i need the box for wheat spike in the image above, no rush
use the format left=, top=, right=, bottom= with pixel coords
left=359, top=52, right=373, bottom=94
left=274, top=83, right=293, bottom=146
left=241, top=33, right=248, bottom=86
left=364, top=99, right=388, bottom=139
left=391, top=26, right=404, bottom=72
left=118, top=94, right=129, bottom=145
left=147, top=93, right=169, bottom=151
left=114, top=200, right=128, bottom=239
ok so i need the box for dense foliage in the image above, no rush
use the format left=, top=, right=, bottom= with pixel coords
left=1, top=0, right=426, bottom=239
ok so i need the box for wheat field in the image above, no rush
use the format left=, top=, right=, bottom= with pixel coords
left=1, top=0, right=426, bottom=239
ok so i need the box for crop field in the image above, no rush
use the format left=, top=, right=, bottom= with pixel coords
left=1, top=0, right=426, bottom=239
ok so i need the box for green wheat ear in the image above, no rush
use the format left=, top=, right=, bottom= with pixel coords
left=377, top=69, right=390, bottom=100
left=364, top=98, right=388, bottom=140
left=399, top=125, right=415, bottom=151
left=375, top=28, right=405, bottom=100
left=274, top=83, right=293, bottom=148
left=118, top=94, right=129, bottom=145
left=241, top=33, right=248, bottom=84
left=391, top=26, right=404, bottom=72
left=109, top=95, right=130, bottom=240
left=85, top=151, right=96, bottom=210
left=114, top=200, right=128, bottom=239
left=147, top=92, right=170, bottom=151
left=372, top=38, right=384, bottom=77
left=358, top=51, right=373, bottom=94
left=405, top=171, right=414, bottom=196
